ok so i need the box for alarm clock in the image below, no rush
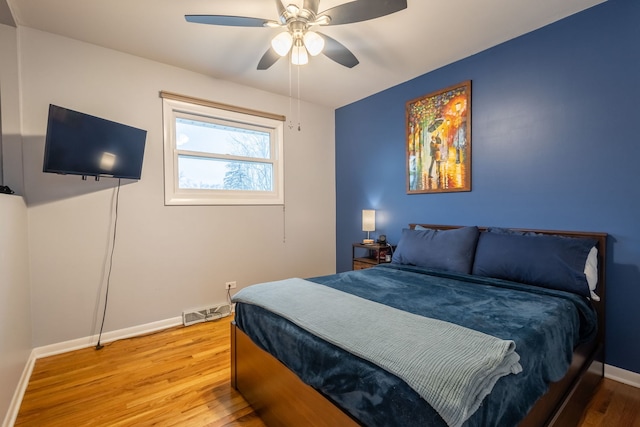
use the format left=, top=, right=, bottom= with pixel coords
left=377, top=235, right=387, bottom=245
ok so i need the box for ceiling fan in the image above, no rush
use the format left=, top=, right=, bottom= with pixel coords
left=185, top=0, right=408, bottom=69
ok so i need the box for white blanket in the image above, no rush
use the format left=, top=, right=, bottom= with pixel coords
left=233, top=278, right=522, bottom=427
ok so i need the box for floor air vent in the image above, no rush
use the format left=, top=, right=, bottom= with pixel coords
left=182, top=304, right=231, bottom=326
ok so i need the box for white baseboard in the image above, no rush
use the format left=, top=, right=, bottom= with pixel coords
left=605, top=364, right=640, bottom=388
left=3, top=316, right=183, bottom=427
left=2, top=350, right=36, bottom=427
left=32, top=316, right=182, bottom=359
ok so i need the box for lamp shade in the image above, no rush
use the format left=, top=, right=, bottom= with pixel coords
left=362, top=210, right=375, bottom=232
left=303, top=31, right=324, bottom=56
left=291, top=43, right=309, bottom=65
left=271, top=32, right=293, bottom=56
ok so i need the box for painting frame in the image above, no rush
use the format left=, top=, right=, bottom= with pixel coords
left=406, top=80, right=471, bottom=194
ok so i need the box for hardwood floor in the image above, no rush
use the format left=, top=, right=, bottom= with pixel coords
left=15, top=316, right=265, bottom=427
left=581, top=379, right=640, bottom=427
left=15, top=315, right=640, bottom=426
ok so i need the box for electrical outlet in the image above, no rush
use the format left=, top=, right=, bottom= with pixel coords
left=225, top=281, right=237, bottom=290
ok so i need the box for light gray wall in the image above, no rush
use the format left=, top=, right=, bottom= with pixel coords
left=0, top=195, right=31, bottom=424
left=0, top=23, right=32, bottom=424
left=16, top=26, right=336, bottom=347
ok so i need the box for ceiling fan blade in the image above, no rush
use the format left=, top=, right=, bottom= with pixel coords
left=274, top=0, right=286, bottom=23
left=319, top=0, right=407, bottom=26
left=303, top=0, right=320, bottom=15
left=185, top=15, right=271, bottom=27
left=318, top=33, right=359, bottom=68
left=257, top=47, right=281, bottom=70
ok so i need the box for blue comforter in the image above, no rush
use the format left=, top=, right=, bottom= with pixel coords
left=233, top=264, right=597, bottom=427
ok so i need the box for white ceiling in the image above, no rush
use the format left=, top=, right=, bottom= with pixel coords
left=5, top=0, right=604, bottom=108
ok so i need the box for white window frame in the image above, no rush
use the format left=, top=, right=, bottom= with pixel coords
left=162, top=96, right=284, bottom=206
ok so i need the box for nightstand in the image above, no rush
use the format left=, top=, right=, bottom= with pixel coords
left=352, top=243, right=392, bottom=270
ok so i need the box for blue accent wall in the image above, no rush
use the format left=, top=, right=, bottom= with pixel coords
left=335, top=0, right=640, bottom=375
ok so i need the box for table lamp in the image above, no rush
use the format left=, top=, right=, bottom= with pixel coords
left=362, top=209, right=375, bottom=244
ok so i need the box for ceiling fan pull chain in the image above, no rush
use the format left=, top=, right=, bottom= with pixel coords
left=288, top=58, right=294, bottom=130
left=297, top=64, right=301, bottom=131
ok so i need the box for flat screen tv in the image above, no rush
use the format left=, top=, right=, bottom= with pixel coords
left=43, top=104, right=147, bottom=180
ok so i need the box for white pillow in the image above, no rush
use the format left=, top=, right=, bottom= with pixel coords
left=584, top=246, right=599, bottom=301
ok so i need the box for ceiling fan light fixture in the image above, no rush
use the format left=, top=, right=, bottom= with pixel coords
left=271, top=31, right=293, bottom=56
left=291, top=44, right=309, bottom=65
left=303, top=31, right=324, bottom=56
left=314, top=15, right=331, bottom=26
left=186, top=0, right=408, bottom=70
left=285, top=4, right=300, bottom=15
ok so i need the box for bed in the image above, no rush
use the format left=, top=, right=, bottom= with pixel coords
left=230, top=224, right=607, bottom=427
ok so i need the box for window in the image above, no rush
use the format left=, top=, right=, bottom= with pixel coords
left=161, top=93, right=284, bottom=205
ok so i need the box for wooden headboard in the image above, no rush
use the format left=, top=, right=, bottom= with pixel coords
left=409, top=224, right=607, bottom=347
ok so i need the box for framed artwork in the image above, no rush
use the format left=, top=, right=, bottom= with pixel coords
left=406, top=80, right=471, bottom=194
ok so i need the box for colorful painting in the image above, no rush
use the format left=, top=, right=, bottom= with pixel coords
left=406, top=81, right=471, bottom=194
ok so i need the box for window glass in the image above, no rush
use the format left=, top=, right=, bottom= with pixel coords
left=162, top=98, right=284, bottom=205
left=175, top=117, right=270, bottom=159
left=178, top=156, right=273, bottom=191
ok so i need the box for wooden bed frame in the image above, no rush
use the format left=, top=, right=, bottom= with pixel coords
left=231, top=225, right=607, bottom=427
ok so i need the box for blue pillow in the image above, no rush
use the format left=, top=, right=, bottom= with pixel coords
left=472, top=231, right=597, bottom=297
left=392, top=226, right=479, bottom=274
